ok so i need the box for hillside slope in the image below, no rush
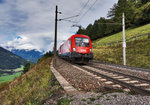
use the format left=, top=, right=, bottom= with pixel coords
left=94, top=23, right=150, bottom=45
left=0, top=47, right=26, bottom=69
left=93, top=23, right=150, bottom=69
left=0, top=57, right=63, bottom=105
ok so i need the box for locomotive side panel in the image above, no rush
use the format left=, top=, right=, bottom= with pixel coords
left=60, top=39, right=71, bottom=58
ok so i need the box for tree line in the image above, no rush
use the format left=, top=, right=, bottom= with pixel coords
left=76, top=0, right=150, bottom=40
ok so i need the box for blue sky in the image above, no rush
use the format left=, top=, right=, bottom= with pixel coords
left=0, top=0, right=118, bottom=52
left=0, top=0, right=4, bottom=3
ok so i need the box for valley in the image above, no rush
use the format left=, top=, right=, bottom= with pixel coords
left=0, top=65, right=24, bottom=84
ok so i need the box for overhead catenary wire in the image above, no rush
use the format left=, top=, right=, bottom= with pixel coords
left=59, top=15, right=79, bottom=21
left=59, top=0, right=90, bottom=24
left=76, top=0, right=98, bottom=24
left=76, top=0, right=90, bottom=19
left=72, top=0, right=91, bottom=24
left=59, top=19, right=77, bottom=23
left=70, top=0, right=91, bottom=33
left=98, top=23, right=122, bottom=25
left=71, top=0, right=98, bottom=33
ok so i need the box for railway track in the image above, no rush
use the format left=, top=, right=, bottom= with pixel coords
left=91, top=60, right=150, bottom=73
left=73, top=63, right=150, bottom=95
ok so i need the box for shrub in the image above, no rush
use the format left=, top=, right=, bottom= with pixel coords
left=23, top=63, right=31, bottom=73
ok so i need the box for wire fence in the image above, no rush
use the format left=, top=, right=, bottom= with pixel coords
left=93, top=33, right=150, bottom=69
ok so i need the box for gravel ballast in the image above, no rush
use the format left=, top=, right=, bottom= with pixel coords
left=48, top=57, right=150, bottom=105
left=55, top=57, right=120, bottom=92
left=70, top=92, right=150, bottom=105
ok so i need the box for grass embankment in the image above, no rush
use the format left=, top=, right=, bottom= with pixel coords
left=93, top=23, right=150, bottom=69
left=0, top=57, right=62, bottom=105
left=94, top=23, right=150, bottom=45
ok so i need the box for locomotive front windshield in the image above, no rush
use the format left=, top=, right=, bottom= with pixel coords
left=75, top=37, right=89, bottom=47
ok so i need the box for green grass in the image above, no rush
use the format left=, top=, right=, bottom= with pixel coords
left=1, top=65, right=24, bottom=72
left=94, top=23, right=150, bottom=45
left=88, top=97, right=96, bottom=101
left=57, top=98, right=73, bottom=105
left=81, top=98, right=87, bottom=101
left=0, top=65, right=24, bottom=84
left=112, top=94, right=117, bottom=98
left=13, top=65, right=24, bottom=72
left=93, top=38, right=150, bottom=68
left=93, top=23, right=150, bottom=69
left=0, top=57, right=62, bottom=105
left=0, top=72, right=21, bottom=84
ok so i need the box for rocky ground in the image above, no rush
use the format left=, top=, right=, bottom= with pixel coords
left=54, top=57, right=118, bottom=92
left=69, top=92, right=150, bottom=105
left=44, top=57, right=150, bottom=105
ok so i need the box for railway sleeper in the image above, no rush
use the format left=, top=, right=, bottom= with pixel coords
left=145, top=88, right=150, bottom=91
left=112, top=84, right=122, bottom=88
left=99, top=79, right=107, bottom=81
left=75, top=65, right=150, bottom=95
left=123, top=88, right=131, bottom=92
left=104, top=81, right=114, bottom=85
left=118, top=78, right=131, bottom=81
left=134, top=83, right=150, bottom=87
left=113, top=76, right=125, bottom=79
left=125, top=80, right=139, bottom=84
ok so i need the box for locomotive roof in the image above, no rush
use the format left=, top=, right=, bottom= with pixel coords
left=70, top=34, right=89, bottom=38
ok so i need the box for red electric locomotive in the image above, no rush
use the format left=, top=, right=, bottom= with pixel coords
left=58, top=34, right=93, bottom=63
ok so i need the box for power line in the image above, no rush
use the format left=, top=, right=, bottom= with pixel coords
left=73, top=0, right=90, bottom=23
left=76, top=0, right=98, bottom=24
left=70, top=0, right=91, bottom=33
left=77, top=0, right=90, bottom=16
left=98, top=23, right=122, bottom=25
left=71, top=0, right=98, bottom=31
left=71, top=0, right=98, bottom=34
left=59, top=19, right=77, bottom=23
left=59, top=15, right=79, bottom=21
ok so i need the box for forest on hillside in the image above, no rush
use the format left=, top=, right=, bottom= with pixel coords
left=0, top=47, right=26, bottom=69
left=77, top=0, right=150, bottom=40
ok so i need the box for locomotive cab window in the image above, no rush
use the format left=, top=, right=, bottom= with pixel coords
left=75, top=37, right=89, bottom=47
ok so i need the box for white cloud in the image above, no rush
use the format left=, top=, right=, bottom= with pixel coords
left=0, top=0, right=118, bottom=52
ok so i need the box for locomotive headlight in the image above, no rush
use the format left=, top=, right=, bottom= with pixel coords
left=73, top=48, right=76, bottom=52
left=90, top=49, right=92, bottom=52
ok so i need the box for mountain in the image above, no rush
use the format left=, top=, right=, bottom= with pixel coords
left=0, top=47, right=27, bottom=69
left=11, top=49, right=44, bottom=63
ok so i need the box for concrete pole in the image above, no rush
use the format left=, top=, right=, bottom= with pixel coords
left=122, top=13, right=126, bottom=65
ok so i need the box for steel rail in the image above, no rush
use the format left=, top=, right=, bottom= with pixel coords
left=88, top=64, right=150, bottom=84
left=90, top=60, right=150, bottom=73
left=76, top=65, right=150, bottom=96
